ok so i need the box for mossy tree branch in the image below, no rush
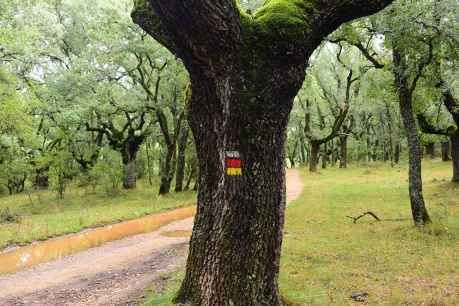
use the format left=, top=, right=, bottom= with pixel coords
left=249, top=0, right=395, bottom=54
left=133, top=0, right=394, bottom=66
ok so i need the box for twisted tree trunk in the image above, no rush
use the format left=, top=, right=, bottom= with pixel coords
left=393, top=47, right=431, bottom=225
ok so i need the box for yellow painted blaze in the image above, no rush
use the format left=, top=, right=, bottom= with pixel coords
left=226, top=168, right=242, bottom=176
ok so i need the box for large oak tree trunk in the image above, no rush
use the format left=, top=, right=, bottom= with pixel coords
left=174, top=66, right=304, bottom=305
left=132, top=0, right=395, bottom=304
left=451, top=133, right=459, bottom=183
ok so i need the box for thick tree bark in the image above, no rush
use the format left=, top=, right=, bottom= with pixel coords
left=339, top=135, right=348, bottom=168
left=175, top=126, right=189, bottom=192
left=172, top=68, right=300, bottom=305
left=393, top=48, right=431, bottom=225
left=309, top=142, right=320, bottom=172
left=132, top=0, right=395, bottom=304
left=441, top=141, right=451, bottom=161
left=451, top=133, right=459, bottom=182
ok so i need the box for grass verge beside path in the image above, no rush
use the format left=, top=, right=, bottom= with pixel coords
left=0, top=179, right=196, bottom=250
left=140, top=160, right=459, bottom=305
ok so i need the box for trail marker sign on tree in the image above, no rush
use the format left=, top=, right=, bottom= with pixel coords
left=226, top=151, right=242, bottom=176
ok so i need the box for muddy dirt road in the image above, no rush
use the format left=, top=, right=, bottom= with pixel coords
left=0, top=169, right=304, bottom=306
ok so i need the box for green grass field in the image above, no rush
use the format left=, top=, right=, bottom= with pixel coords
left=141, top=160, right=459, bottom=305
left=0, top=179, right=196, bottom=250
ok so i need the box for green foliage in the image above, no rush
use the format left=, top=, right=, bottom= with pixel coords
left=48, top=150, right=78, bottom=200
left=0, top=137, right=32, bottom=195
left=0, top=207, right=21, bottom=224
left=90, top=149, right=124, bottom=196
left=0, top=69, right=30, bottom=136
left=251, top=0, right=315, bottom=41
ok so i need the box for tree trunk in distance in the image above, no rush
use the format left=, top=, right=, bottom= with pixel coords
left=394, top=142, right=401, bottom=164
left=425, top=142, right=435, bottom=159
left=123, top=159, right=137, bottom=189
left=34, top=167, right=49, bottom=189
left=451, top=133, right=459, bottom=182
left=309, top=142, right=320, bottom=172
left=175, top=127, right=189, bottom=192
left=159, top=146, right=175, bottom=195
left=441, top=141, right=451, bottom=161
left=121, top=141, right=140, bottom=189
left=339, top=135, right=348, bottom=169
left=394, top=48, right=431, bottom=225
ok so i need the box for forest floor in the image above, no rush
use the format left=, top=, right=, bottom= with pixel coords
left=141, top=160, right=459, bottom=306
left=0, top=178, right=196, bottom=250
left=0, top=170, right=304, bottom=306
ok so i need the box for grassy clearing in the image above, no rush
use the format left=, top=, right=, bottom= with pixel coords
left=0, top=178, right=196, bottom=250
left=140, top=160, right=459, bottom=305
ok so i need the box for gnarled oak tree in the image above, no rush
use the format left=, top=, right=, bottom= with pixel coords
left=132, top=0, right=394, bottom=304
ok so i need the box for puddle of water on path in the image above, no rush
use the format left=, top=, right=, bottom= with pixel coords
left=0, top=206, right=195, bottom=275
left=161, top=230, right=192, bottom=238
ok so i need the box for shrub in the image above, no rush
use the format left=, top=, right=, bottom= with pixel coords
left=0, top=207, right=20, bottom=223
left=90, top=150, right=123, bottom=196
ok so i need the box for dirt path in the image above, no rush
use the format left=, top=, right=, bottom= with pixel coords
left=0, top=169, right=303, bottom=306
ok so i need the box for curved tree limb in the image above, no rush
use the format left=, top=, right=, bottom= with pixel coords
left=132, top=0, right=242, bottom=65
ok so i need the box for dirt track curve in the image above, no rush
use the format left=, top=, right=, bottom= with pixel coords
left=0, top=169, right=304, bottom=306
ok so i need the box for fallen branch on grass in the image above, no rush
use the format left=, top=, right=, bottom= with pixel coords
left=346, top=211, right=381, bottom=223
